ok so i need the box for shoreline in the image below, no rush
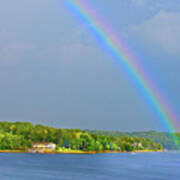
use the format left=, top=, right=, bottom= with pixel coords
left=0, top=149, right=163, bottom=154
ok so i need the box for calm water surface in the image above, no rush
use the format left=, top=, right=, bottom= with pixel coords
left=0, top=152, right=179, bottom=180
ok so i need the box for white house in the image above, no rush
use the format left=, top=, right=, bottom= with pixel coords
left=28, top=142, right=56, bottom=153
left=32, top=142, right=56, bottom=150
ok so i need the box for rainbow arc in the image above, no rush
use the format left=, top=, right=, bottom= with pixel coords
left=65, top=0, right=179, bottom=147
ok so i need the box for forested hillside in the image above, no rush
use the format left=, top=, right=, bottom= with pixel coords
left=0, top=122, right=162, bottom=152
left=86, top=130, right=178, bottom=150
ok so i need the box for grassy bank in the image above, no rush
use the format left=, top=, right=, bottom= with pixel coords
left=0, top=150, right=26, bottom=153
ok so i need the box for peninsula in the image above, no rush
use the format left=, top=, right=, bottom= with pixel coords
left=0, top=121, right=163, bottom=154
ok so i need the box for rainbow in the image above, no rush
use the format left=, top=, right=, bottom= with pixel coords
left=64, top=0, right=179, bottom=147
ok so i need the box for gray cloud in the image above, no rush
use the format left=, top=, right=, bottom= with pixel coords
left=0, top=30, right=34, bottom=64
left=131, top=0, right=146, bottom=6
left=131, top=11, right=180, bottom=56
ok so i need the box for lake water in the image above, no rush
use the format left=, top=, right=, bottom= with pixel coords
left=0, top=152, right=179, bottom=179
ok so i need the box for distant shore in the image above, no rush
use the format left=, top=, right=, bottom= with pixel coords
left=0, top=149, right=163, bottom=154
left=0, top=122, right=164, bottom=154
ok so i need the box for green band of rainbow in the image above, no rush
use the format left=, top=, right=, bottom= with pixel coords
left=64, top=0, right=179, bottom=147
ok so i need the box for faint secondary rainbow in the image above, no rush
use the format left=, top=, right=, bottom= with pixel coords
left=65, top=0, right=180, bottom=147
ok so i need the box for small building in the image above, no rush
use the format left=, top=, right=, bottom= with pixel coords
left=32, top=142, right=56, bottom=150
left=132, top=142, right=143, bottom=148
left=28, top=142, right=56, bottom=153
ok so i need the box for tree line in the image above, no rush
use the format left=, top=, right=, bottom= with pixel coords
left=86, top=130, right=180, bottom=150
left=0, top=122, right=162, bottom=152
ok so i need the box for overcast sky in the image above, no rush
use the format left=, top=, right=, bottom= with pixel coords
left=0, top=0, right=180, bottom=131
